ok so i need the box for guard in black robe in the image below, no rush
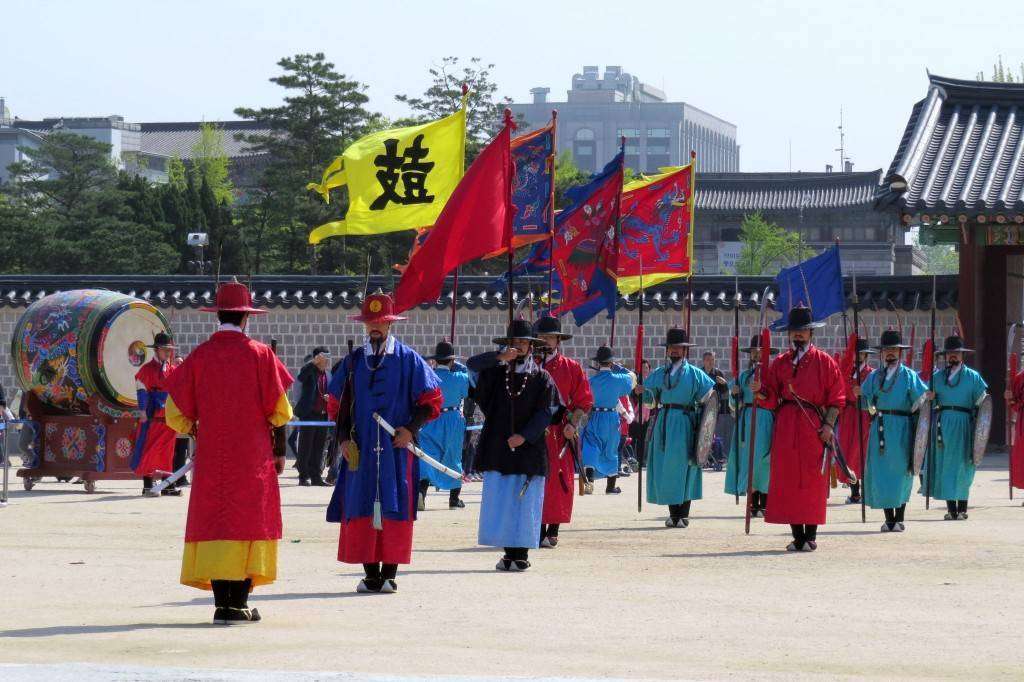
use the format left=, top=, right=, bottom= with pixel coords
left=468, top=319, right=557, bottom=571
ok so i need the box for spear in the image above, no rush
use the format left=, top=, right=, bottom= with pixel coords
left=852, top=267, right=866, bottom=523
left=923, top=274, right=938, bottom=511
left=745, top=286, right=772, bottom=535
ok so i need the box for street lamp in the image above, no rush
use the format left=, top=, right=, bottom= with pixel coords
left=186, top=232, right=212, bottom=275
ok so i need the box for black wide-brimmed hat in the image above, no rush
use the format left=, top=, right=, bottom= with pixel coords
left=855, top=338, right=876, bottom=354
left=426, top=340, right=457, bottom=361
left=664, top=327, right=692, bottom=347
left=493, top=319, right=542, bottom=345
left=874, top=329, right=909, bottom=350
left=534, top=315, right=572, bottom=340
left=146, top=332, right=177, bottom=350
left=780, top=304, right=825, bottom=331
left=740, top=333, right=779, bottom=354
left=592, top=345, right=615, bottom=363
left=937, top=334, right=974, bottom=354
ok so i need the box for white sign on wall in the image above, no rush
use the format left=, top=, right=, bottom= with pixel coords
left=718, top=241, right=743, bottom=274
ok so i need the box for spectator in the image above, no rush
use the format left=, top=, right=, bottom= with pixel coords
left=701, top=351, right=733, bottom=466
left=295, top=347, right=331, bottom=486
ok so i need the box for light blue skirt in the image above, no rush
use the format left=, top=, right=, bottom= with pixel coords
left=478, top=472, right=545, bottom=548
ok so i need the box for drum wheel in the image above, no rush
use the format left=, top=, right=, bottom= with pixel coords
left=83, top=480, right=97, bottom=493
left=23, top=477, right=35, bottom=491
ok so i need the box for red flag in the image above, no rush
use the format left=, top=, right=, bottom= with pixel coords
left=921, top=338, right=935, bottom=381
left=730, top=335, right=739, bottom=380
left=840, top=332, right=858, bottom=378
left=394, top=125, right=513, bottom=313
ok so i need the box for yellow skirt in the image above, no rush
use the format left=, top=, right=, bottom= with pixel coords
left=180, top=540, right=278, bottom=590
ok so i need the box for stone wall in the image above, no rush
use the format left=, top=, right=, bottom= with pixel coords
left=0, top=304, right=959, bottom=400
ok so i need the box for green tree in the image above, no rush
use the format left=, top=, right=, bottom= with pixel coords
left=190, top=123, right=234, bottom=204
left=6, top=131, right=117, bottom=218
left=734, top=211, right=808, bottom=275
left=1, top=132, right=179, bottom=274
left=977, top=55, right=1024, bottom=82
left=235, top=52, right=376, bottom=274
left=395, top=56, right=514, bottom=162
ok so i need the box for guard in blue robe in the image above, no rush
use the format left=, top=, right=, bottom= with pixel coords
left=581, top=346, right=635, bottom=493
left=417, top=341, right=470, bottom=509
left=922, top=335, right=988, bottom=520
left=859, top=331, right=928, bottom=532
left=325, top=291, right=442, bottom=594
left=724, top=334, right=778, bottom=517
left=641, top=328, right=716, bottom=528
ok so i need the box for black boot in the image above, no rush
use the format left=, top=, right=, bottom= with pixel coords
left=359, top=563, right=384, bottom=593
left=882, top=508, right=896, bottom=532
left=449, top=487, right=465, bottom=509
left=381, top=563, right=399, bottom=592
left=788, top=524, right=805, bottom=551
left=956, top=500, right=968, bottom=519
left=141, top=476, right=153, bottom=496
left=605, top=475, right=621, bottom=494
left=945, top=500, right=957, bottom=520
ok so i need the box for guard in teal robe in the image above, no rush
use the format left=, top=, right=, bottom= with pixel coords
left=418, top=342, right=470, bottom=509
left=642, top=328, right=716, bottom=528
left=922, top=335, right=988, bottom=520
left=724, top=334, right=777, bottom=517
left=860, top=331, right=928, bottom=532
left=581, top=346, right=635, bottom=492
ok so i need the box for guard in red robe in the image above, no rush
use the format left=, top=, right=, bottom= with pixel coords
left=165, top=281, right=294, bottom=625
left=755, top=305, right=845, bottom=552
left=534, top=316, right=594, bottom=548
left=1006, top=368, right=1024, bottom=499
left=325, top=291, right=442, bottom=594
left=131, top=332, right=182, bottom=496
left=836, top=339, right=873, bottom=502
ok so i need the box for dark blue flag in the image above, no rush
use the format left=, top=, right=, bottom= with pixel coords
left=771, top=245, right=844, bottom=330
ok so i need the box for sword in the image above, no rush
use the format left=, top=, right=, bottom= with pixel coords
left=372, top=412, right=462, bottom=480
left=147, top=457, right=194, bottom=496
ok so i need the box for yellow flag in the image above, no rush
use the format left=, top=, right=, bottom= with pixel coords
left=308, top=107, right=466, bottom=243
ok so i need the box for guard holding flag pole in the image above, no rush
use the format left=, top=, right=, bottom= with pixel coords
left=636, top=328, right=716, bottom=528
left=533, top=315, right=593, bottom=548
left=752, top=305, right=845, bottom=551
left=325, top=290, right=442, bottom=593
left=468, top=319, right=557, bottom=572
left=725, top=334, right=778, bottom=516
left=837, top=338, right=874, bottom=504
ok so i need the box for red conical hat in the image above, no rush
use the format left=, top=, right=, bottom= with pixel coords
left=198, top=281, right=267, bottom=314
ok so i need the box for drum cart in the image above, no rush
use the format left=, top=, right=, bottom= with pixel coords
left=17, top=392, right=140, bottom=493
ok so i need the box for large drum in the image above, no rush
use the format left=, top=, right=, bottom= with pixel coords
left=11, top=290, right=171, bottom=412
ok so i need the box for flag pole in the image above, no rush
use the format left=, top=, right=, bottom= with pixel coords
left=547, top=111, right=558, bottom=315
left=449, top=266, right=459, bottom=344
left=636, top=255, right=646, bottom=514
left=609, top=135, right=625, bottom=348
left=505, top=109, right=516, bottom=329
left=1007, top=323, right=1018, bottom=500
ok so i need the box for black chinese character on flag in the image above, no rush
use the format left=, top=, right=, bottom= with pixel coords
left=370, top=134, right=435, bottom=210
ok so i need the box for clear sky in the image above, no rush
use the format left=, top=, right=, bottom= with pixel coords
left=3, top=0, right=1022, bottom=174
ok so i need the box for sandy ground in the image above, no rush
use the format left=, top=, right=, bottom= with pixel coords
left=1, top=452, right=1023, bottom=681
